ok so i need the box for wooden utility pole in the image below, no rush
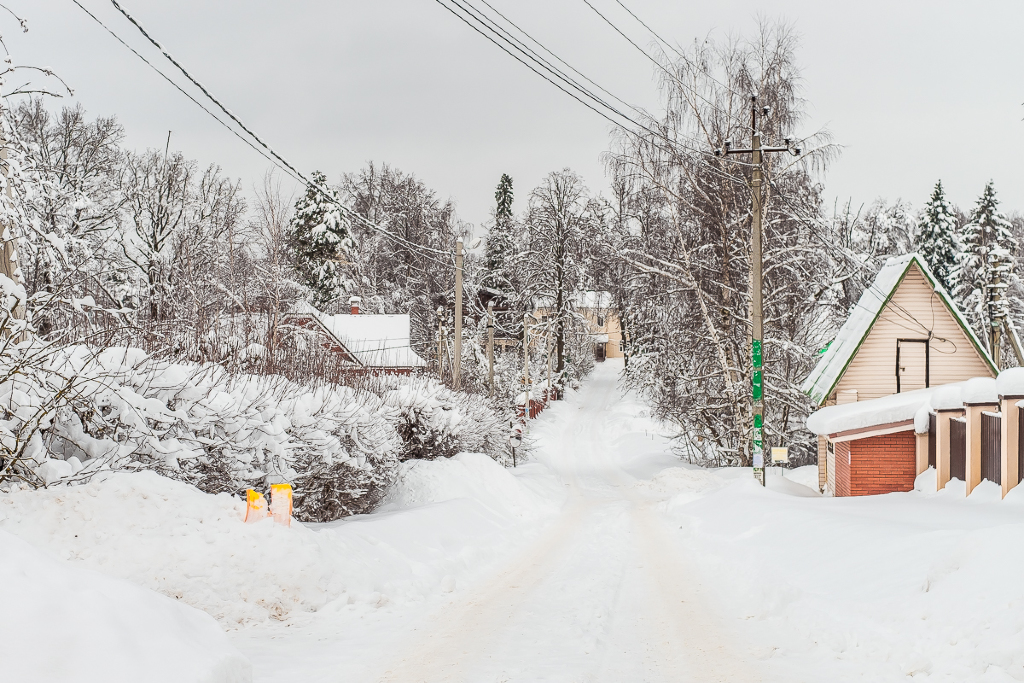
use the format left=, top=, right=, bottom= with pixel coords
left=437, top=308, right=444, bottom=381
left=987, top=249, right=1011, bottom=368
left=453, top=240, right=463, bottom=388
left=0, top=108, right=24, bottom=329
left=487, top=301, right=495, bottom=398
left=523, top=311, right=530, bottom=424
left=716, top=95, right=800, bottom=486
left=546, top=324, right=552, bottom=400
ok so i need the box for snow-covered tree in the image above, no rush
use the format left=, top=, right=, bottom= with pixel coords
left=914, top=180, right=959, bottom=292
left=483, top=174, right=517, bottom=292
left=954, top=181, right=1017, bottom=342
left=519, top=170, right=597, bottom=376
left=288, top=171, right=352, bottom=309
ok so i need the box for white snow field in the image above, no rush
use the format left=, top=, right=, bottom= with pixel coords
left=4, top=359, right=1024, bottom=681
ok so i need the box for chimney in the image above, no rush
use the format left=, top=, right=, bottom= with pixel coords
left=349, top=296, right=361, bottom=315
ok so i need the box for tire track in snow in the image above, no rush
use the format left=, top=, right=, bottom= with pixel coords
left=631, top=503, right=765, bottom=682
left=374, top=498, right=598, bottom=682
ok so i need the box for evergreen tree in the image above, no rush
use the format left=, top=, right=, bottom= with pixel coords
left=482, top=174, right=517, bottom=291
left=953, top=180, right=1017, bottom=340
left=914, top=180, right=959, bottom=292
left=288, top=171, right=353, bottom=309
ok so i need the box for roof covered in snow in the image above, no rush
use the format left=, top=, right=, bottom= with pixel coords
left=801, top=253, right=995, bottom=405
left=806, top=383, right=962, bottom=437
left=292, top=303, right=426, bottom=369
left=577, top=290, right=613, bottom=310
left=534, top=290, right=614, bottom=312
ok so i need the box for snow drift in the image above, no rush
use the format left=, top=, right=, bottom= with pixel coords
left=0, top=527, right=250, bottom=683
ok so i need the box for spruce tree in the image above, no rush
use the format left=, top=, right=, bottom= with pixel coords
left=915, top=180, right=959, bottom=292
left=953, top=180, right=1017, bottom=339
left=483, top=174, right=516, bottom=291
left=288, top=171, right=353, bottom=309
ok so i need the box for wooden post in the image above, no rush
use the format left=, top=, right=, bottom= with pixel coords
left=935, top=409, right=962, bottom=490
left=965, top=403, right=996, bottom=496
left=0, top=117, right=24, bottom=330
left=1000, top=396, right=1022, bottom=498
left=453, top=240, right=463, bottom=389
left=915, top=431, right=929, bottom=476
left=437, top=314, right=444, bottom=381
left=487, top=301, right=494, bottom=398
left=523, top=312, right=530, bottom=423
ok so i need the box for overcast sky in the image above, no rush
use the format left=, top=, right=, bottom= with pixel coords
left=7, top=1, right=1023, bottom=234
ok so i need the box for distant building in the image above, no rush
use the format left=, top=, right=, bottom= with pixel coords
left=287, top=297, right=427, bottom=374
left=576, top=291, right=622, bottom=362
left=803, top=253, right=996, bottom=495
left=532, top=290, right=623, bottom=362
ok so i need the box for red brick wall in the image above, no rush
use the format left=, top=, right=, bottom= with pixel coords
left=834, top=441, right=851, bottom=497
left=847, top=431, right=917, bottom=496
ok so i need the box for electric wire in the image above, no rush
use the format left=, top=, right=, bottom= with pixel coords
left=99, top=0, right=455, bottom=264
left=609, top=0, right=744, bottom=100
left=71, top=0, right=305, bottom=188
left=432, top=0, right=749, bottom=187
left=578, top=0, right=722, bottom=112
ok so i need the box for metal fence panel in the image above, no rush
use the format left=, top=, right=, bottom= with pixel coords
left=981, top=412, right=1001, bottom=485
left=950, top=417, right=967, bottom=482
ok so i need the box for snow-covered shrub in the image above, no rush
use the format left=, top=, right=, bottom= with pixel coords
left=370, top=374, right=508, bottom=463
left=0, top=344, right=401, bottom=521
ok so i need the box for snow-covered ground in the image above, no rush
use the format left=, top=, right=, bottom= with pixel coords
left=3, top=359, right=1024, bottom=681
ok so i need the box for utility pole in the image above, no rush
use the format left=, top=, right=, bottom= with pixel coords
left=716, top=94, right=800, bottom=486
left=453, top=240, right=463, bottom=389
left=523, top=311, right=530, bottom=425
left=546, top=324, right=552, bottom=401
left=0, top=100, right=24, bottom=332
left=437, top=307, right=444, bottom=381
left=987, top=248, right=1010, bottom=368
left=487, top=301, right=495, bottom=398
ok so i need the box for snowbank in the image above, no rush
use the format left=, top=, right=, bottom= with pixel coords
left=380, top=452, right=559, bottom=521
left=0, top=459, right=560, bottom=630
left=0, top=528, right=250, bottom=683
left=668, top=476, right=1024, bottom=680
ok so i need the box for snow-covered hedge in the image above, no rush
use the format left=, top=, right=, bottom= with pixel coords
left=375, top=374, right=509, bottom=462
left=0, top=345, right=401, bottom=520
left=0, top=344, right=508, bottom=521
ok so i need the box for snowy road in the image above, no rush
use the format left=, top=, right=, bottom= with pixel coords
left=374, top=361, right=763, bottom=683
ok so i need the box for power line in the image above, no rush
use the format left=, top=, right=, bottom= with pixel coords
left=98, top=0, right=455, bottom=264
left=432, top=0, right=747, bottom=187
left=609, top=0, right=743, bottom=100
left=71, top=0, right=305, bottom=187
left=578, top=0, right=721, bottom=113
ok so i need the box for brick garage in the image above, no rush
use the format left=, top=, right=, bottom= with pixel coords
left=832, top=429, right=917, bottom=497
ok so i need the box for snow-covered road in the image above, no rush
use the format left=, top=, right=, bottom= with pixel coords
left=372, top=360, right=762, bottom=682
left=8, top=358, right=1024, bottom=682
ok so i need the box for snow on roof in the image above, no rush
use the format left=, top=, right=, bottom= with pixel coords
left=801, top=253, right=995, bottom=405
left=805, top=384, right=951, bottom=437
left=808, top=366, right=1021, bottom=437
left=961, top=377, right=998, bottom=404
left=995, top=367, right=1024, bottom=397
left=294, top=303, right=426, bottom=368
left=577, top=290, right=613, bottom=310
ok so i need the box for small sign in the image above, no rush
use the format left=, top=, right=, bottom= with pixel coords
left=509, top=431, right=523, bottom=448
left=771, top=447, right=789, bottom=463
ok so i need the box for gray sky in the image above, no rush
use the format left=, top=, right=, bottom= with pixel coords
left=7, top=1, right=1024, bottom=233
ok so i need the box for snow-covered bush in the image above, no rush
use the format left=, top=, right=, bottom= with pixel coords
left=0, top=344, right=401, bottom=521
left=370, top=374, right=508, bottom=463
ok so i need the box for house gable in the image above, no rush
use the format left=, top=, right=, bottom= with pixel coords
left=835, top=264, right=994, bottom=401
left=803, top=253, right=996, bottom=405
